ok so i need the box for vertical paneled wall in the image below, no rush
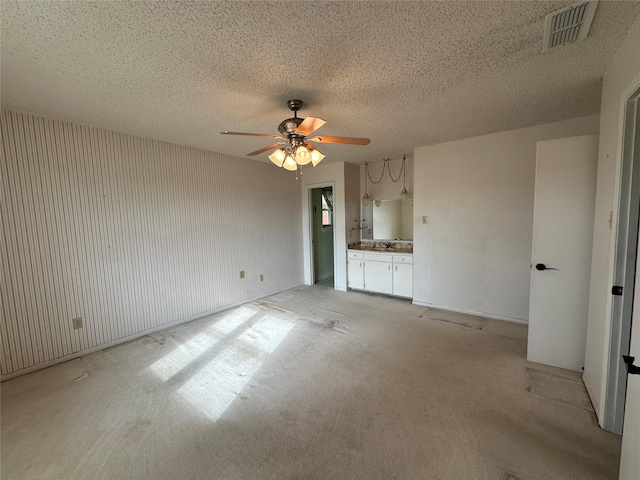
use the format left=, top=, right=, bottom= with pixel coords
left=344, top=163, right=361, bottom=245
left=583, top=14, right=640, bottom=424
left=359, top=156, right=414, bottom=202
left=0, top=110, right=303, bottom=377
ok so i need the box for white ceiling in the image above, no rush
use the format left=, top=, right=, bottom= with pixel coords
left=2, top=1, right=639, bottom=165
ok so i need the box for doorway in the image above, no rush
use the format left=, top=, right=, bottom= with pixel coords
left=311, top=187, right=334, bottom=287
left=607, top=85, right=640, bottom=434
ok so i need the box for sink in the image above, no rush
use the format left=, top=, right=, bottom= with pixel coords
left=349, top=246, right=413, bottom=253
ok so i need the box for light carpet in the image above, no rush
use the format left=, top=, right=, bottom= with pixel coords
left=1, top=286, right=621, bottom=479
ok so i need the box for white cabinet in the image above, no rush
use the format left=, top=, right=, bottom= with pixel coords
left=347, top=249, right=413, bottom=298
left=347, top=251, right=364, bottom=290
left=392, top=255, right=413, bottom=298
left=364, top=253, right=393, bottom=295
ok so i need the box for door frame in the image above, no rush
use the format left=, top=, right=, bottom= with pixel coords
left=606, top=75, right=640, bottom=433
left=304, top=181, right=337, bottom=288
left=310, top=186, right=335, bottom=285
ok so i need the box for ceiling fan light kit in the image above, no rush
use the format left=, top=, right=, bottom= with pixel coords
left=222, top=99, right=369, bottom=174
left=268, top=148, right=286, bottom=167
left=362, top=192, right=371, bottom=208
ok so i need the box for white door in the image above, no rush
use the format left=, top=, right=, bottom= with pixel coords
left=619, top=244, right=640, bottom=479
left=527, top=134, right=598, bottom=371
left=619, top=90, right=640, bottom=480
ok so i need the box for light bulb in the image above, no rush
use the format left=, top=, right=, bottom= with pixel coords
left=310, top=149, right=325, bottom=166
left=268, top=149, right=285, bottom=167
left=283, top=155, right=297, bottom=171
left=294, top=145, right=311, bottom=165
left=400, top=187, right=409, bottom=202
left=362, top=192, right=371, bottom=207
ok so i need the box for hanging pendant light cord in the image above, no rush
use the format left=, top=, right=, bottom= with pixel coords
left=366, top=156, right=406, bottom=184
left=402, top=155, right=407, bottom=190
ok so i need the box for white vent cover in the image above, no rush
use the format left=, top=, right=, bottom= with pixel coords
left=543, top=0, right=599, bottom=51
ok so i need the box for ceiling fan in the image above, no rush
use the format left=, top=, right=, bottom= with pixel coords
left=221, top=99, right=370, bottom=171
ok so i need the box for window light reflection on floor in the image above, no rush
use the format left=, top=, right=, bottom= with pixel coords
left=177, top=313, right=297, bottom=422
left=148, top=306, right=257, bottom=381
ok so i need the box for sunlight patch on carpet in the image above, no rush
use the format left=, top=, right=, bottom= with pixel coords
left=148, top=306, right=256, bottom=381
left=177, top=313, right=297, bottom=421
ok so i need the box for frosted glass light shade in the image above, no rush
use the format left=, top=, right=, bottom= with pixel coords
left=268, top=149, right=286, bottom=167
left=294, top=145, right=311, bottom=165
left=310, top=149, right=325, bottom=166
left=362, top=192, right=371, bottom=207
left=283, top=155, right=298, bottom=171
left=400, top=187, right=409, bottom=202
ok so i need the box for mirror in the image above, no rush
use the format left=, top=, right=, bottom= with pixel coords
left=361, top=200, right=413, bottom=240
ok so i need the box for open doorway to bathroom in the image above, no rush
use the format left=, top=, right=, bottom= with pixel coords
left=311, top=187, right=334, bottom=287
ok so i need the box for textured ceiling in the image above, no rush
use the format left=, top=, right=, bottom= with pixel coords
left=2, top=1, right=640, bottom=165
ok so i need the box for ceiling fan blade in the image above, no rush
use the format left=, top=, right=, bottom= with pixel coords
left=247, top=143, right=282, bottom=156
left=221, top=131, right=284, bottom=139
left=308, top=135, right=370, bottom=145
left=295, top=117, right=326, bottom=136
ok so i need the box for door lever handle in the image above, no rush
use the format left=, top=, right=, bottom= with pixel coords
left=623, top=355, right=640, bottom=375
left=535, top=263, right=558, bottom=271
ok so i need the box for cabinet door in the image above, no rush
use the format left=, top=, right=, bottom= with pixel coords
left=393, top=263, right=413, bottom=298
left=364, top=261, right=393, bottom=295
left=347, top=259, right=364, bottom=290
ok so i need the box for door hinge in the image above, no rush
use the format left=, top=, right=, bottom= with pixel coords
left=612, top=285, right=623, bottom=296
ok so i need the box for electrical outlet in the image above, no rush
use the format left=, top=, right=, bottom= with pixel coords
left=72, top=317, right=83, bottom=330
left=240, top=270, right=245, bottom=279
left=260, top=274, right=264, bottom=282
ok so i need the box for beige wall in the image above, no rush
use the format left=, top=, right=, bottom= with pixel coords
left=412, top=115, right=599, bottom=322
left=584, top=14, right=640, bottom=426
left=0, top=110, right=303, bottom=379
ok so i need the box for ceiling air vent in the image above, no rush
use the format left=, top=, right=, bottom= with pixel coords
left=543, top=0, right=598, bottom=51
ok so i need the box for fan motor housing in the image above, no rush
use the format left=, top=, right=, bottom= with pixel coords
left=278, top=117, right=303, bottom=136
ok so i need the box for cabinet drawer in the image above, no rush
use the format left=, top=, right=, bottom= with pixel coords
left=393, top=255, right=413, bottom=264
left=348, top=251, right=364, bottom=260
left=364, top=253, right=393, bottom=262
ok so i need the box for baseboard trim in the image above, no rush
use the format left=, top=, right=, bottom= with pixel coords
left=1, top=284, right=302, bottom=382
left=582, top=376, right=603, bottom=427
left=411, top=300, right=528, bottom=325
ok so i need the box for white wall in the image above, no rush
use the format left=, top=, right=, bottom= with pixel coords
left=301, top=162, right=347, bottom=291
left=412, top=115, right=600, bottom=322
left=584, top=14, right=640, bottom=425
left=0, top=110, right=303, bottom=379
